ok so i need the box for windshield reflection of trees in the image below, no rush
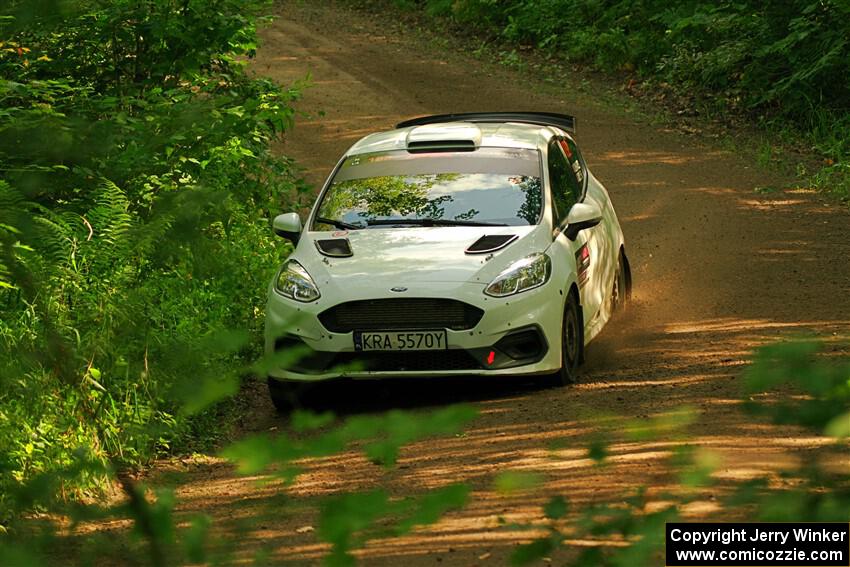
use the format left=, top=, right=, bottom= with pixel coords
left=317, top=174, right=542, bottom=227
left=513, top=175, right=541, bottom=225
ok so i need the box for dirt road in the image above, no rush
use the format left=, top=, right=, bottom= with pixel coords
left=89, top=2, right=850, bottom=564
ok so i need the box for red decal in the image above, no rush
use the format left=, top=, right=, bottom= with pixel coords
left=575, top=244, right=590, bottom=286
left=559, top=139, right=573, bottom=158
left=332, top=230, right=348, bottom=237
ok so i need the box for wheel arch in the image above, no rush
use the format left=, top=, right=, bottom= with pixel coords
left=619, top=244, right=633, bottom=300
left=566, top=282, right=586, bottom=357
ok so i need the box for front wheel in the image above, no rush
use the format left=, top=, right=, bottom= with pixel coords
left=546, top=291, right=583, bottom=387
left=611, top=249, right=631, bottom=313
left=267, top=377, right=301, bottom=413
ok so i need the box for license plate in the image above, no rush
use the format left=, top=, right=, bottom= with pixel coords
left=354, top=330, right=448, bottom=351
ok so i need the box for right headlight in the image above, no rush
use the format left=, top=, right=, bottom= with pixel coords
left=484, top=253, right=551, bottom=297
left=274, top=260, right=320, bottom=302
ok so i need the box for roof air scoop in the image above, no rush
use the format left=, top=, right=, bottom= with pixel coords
left=465, top=234, right=519, bottom=255
left=406, top=122, right=482, bottom=152
left=315, top=238, right=353, bottom=258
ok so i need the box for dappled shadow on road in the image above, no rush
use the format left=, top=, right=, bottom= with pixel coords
left=60, top=292, right=848, bottom=565
left=284, top=374, right=550, bottom=417
left=65, top=303, right=848, bottom=564
left=60, top=0, right=850, bottom=564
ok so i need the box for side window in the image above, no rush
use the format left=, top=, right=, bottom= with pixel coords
left=547, top=139, right=577, bottom=225
left=558, top=137, right=584, bottom=200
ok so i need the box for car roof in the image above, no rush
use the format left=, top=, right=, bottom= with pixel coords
left=347, top=121, right=557, bottom=156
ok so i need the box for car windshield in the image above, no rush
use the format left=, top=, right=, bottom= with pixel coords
left=313, top=147, right=543, bottom=229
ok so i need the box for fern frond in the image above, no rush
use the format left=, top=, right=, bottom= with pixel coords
left=28, top=205, right=76, bottom=268
left=84, top=180, right=134, bottom=261
left=0, top=180, right=24, bottom=212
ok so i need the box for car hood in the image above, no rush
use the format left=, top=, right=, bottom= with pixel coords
left=291, top=225, right=552, bottom=288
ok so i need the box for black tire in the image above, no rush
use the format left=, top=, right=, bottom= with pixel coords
left=546, top=291, right=583, bottom=387
left=267, top=377, right=300, bottom=413
left=611, top=250, right=630, bottom=313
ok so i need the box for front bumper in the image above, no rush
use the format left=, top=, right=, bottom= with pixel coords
left=264, top=281, right=564, bottom=381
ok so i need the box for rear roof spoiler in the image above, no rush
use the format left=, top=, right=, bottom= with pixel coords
left=396, top=112, right=576, bottom=134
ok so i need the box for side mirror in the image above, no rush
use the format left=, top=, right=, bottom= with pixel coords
left=564, top=202, right=602, bottom=241
left=273, top=212, right=302, bottom=244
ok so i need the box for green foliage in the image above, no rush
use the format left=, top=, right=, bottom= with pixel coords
left=1, top=339, right=847, bottom=566
left=493, top=470, right=543, bottom=494
left=511, top=536, right=557, bottom=566
left=223, top=404, right=478, bottom=476
left=1, top=405, right=477, bottom=566
left=543, top=495, right=568, bottom=520
left=319, top=484, right=469, bottom=566
left=508, top=340, right=849, bottom=566
left=743, top=340, right=850, bottom=433
left=812, top=161, right=850, bottom=204
left=0, top=0, right=307, bottom=524
left=392, top=0, right=850, bottom=198
left=2, top=1, right=849, bottom=564
left=407, top=0, right=850, bottom=120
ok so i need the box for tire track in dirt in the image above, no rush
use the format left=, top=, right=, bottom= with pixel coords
left=80, top=2, right=850, bottom=564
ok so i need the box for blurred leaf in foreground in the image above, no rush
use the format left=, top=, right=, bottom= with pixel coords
left=319, top=483, right=469, bottom=566
left=743, top=339, right=850, bottom=432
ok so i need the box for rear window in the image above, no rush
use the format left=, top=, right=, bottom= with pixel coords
left=313, top=147, right=543, bottom=228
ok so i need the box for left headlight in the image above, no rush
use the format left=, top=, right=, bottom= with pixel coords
left=485, top=253, right=551, bottom=297
left=274, top=260, right=320, bottom=302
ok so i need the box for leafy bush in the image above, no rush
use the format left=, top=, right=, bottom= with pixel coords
left=0, top=0, right=306, bottom=522
left=389, top=0, right=850, bottom=184
left=419, top=0, right=850, bottom=118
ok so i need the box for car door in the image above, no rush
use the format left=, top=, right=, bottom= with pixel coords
left=547, top=137, right=605, bottom=329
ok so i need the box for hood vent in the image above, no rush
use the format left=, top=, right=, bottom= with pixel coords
left=315, top=238, right=353, bottom=257
left=407, top=140, right=475, bottom=153
left=465, top=234, right=518, bottom=255
left=406, top=122, right=482, bottom=153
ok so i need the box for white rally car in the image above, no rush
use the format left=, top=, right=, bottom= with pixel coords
left=265, top=112, right=630, bottom=409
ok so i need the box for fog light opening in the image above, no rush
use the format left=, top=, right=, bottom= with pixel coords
left=493, top=327, right=546, bottom=362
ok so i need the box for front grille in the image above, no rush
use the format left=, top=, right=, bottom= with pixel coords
left=319, top=299, right=484, bottom=333
left=337, top=350, right=480, bottom=371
